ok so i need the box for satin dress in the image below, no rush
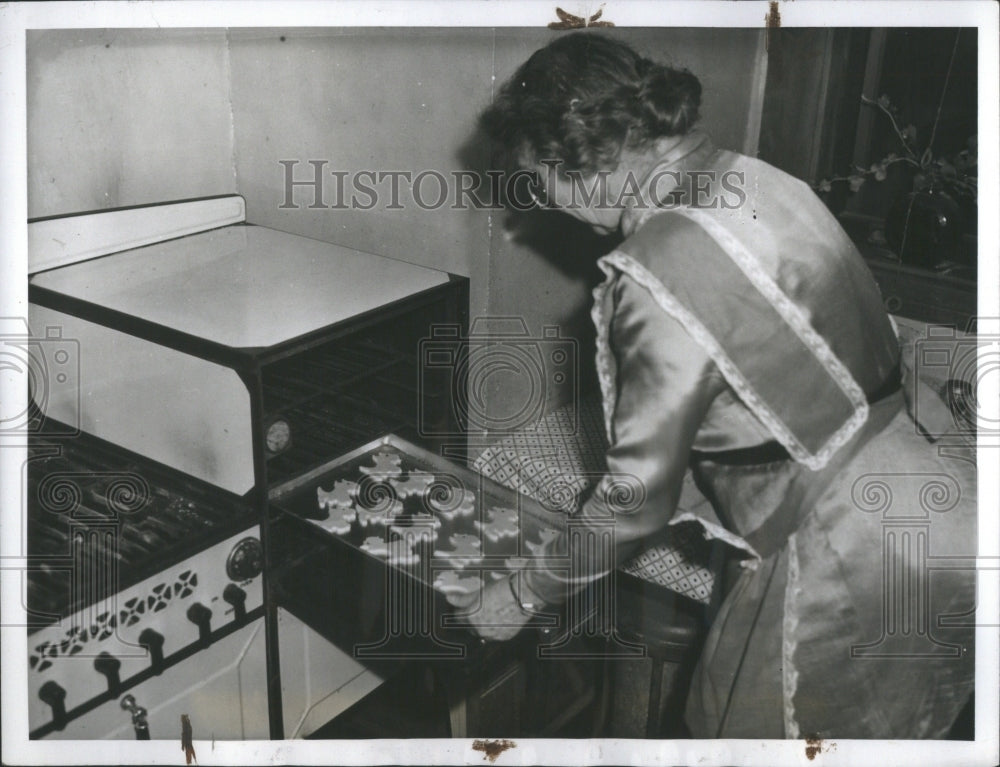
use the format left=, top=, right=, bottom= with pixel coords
left=523, top=131, right=977, bottom=738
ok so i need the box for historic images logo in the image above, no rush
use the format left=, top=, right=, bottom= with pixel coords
left=277, top=160, right=748, bottom=212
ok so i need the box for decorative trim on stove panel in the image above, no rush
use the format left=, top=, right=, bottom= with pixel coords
left=28, top=527, right=260, bottom=735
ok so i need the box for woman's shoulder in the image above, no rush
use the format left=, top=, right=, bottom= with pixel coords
left=711, top=147, right=813, bottom=191
left=620, top=208, right=729, bottom=265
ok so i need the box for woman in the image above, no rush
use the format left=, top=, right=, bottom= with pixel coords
left=472, top=33, right=976, bottom=739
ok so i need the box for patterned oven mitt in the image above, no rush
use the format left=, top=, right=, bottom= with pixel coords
left=471, top=397, right=718, bottom=604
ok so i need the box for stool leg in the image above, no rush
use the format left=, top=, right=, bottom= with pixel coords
left=591, top=656, right=613, bottom=735
left=645, top=659, right=664, bottom=738
left=439, top=666, right=469, bottom=738
left=660, top=651, right=699, bottom=737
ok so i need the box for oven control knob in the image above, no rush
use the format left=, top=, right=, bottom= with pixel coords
left=94, top=652, right=122, bottom=695
left=138, top=629, right=165, bottom=674
left=226, top=537, right=263, bottom=581
left=186, top=603, right=213, bottom=644
left=38, top=681, right=67, bottom=730
left=265, top=418, right=292, bottom=455
left=223, top=583, right=248, bottom=621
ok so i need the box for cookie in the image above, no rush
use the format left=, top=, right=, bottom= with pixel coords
left=358, top=451, right=403, bottom=479
left=310, top=505, right=356, bottom=535
left=433, top=570, right=484, bottom=608
left=356, top=499, right=404, bottom=527
left=426, top=487, right=476, bottom=521
left=317, top=480, right=357, bottom=510
left=526, top=527, right=561, bottom=556
left=434, top=533, right=482, bottom=569
left=389, top=471, right=435, bottom=499
left=409, top=510, right=443, bottom=529
left=390, top=522, right=439, bottom=548
left=474, top=506, right=519, bottom=542
left=360, top=535, right=420, bottom=566
left=398, top=512, right=442, bottom=545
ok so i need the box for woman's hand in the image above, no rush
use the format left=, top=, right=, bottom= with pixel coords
left=469, top=575, right=534, bottom=641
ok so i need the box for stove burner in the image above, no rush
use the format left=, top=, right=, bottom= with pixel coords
left=26, top=437, right=252, bottom=631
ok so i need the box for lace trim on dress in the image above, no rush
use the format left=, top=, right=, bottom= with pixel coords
left=672, top=207, right=869, bottom=469
left=598, top=250, right=829, bottom=477
left=590, top=260, right=760, bottom=568
left=783, top=534, right=802, bottom=738
left=612, top=207, right=870, bottom=470
left=590, top=263, right=619, bottom=442
left=590, top=256, right=760, bottom=563
left=670, top=511, right=759, bottom=563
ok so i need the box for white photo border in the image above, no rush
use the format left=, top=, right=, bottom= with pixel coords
left=1, top=2, right=997, bottom=765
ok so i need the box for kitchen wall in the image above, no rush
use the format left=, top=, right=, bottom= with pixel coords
left=26, top=29, right=236, bottom=219
left=27, top=27, right=766, bottom=426
left=225, top=27, right=766, bottom=420
left=226, top=28, right=496, bottom=321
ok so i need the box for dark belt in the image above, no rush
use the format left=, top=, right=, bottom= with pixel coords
left=690, top=361, right=901, bottom=467
left=742, top=386, right=904, bottom=559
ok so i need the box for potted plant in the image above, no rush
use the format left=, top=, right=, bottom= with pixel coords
left=817, top=94, right=977, bottom=274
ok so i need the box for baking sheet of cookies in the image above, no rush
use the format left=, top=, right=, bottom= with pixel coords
left=269, top=433, right=567, bottom=608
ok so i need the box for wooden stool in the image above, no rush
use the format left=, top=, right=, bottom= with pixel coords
left=610, top=574, right=709, bottom=737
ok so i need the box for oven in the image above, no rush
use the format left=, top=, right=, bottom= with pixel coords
left=26, top=195, right=469, bottom=738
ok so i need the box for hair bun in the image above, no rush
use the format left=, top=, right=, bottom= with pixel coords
left=635, top=66, right=702, bottom=137
left=480, top=34, right=704, bottom=173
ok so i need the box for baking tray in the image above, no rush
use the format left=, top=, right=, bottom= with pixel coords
left=269, top=433, right=569, bottom=610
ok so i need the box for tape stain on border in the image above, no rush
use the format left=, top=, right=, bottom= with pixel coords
left=181, top=714, right=197, bottom=764
left=805, top=736, right=837, bottom=760
left=472, top=738, right=516, bottom=763
left=766, top=1, right=782, bottom=50
left=548, top=6, right=615, bottom=29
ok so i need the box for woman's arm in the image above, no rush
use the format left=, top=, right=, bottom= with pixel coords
left=472, top=273, right=722, bottom=638
left=524, top=271, right=723, bottom=603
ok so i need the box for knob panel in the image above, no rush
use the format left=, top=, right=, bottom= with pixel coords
left=138, top=628, right=166, bottom=673
left=93, top=651, right=122, bottom=695
left=38, top=681, right=67, bottom=730
left=186, top=602, right=213, bottom=644
left=223, top=583, right=248, bottom=620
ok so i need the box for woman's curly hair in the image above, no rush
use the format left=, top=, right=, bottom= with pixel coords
left=480, top=33, right=701, bottom=174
